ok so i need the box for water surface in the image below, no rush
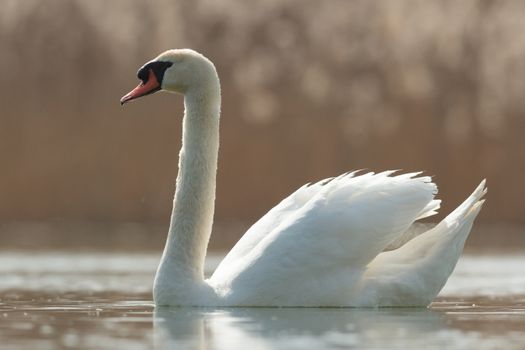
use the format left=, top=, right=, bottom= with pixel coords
left=0, top=252, right=524, bottom=349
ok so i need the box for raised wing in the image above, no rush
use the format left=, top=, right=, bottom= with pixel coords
left=209, top=171, right=438, bottom=304
left=212, top=170, right=363, bottom=274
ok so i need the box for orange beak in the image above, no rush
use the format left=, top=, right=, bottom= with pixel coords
left=120, top=69, right=161, bottom=105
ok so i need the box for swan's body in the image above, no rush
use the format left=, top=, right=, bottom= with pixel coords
left=121, top=49, right=486, bottom=307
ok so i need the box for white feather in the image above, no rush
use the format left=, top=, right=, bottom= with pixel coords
left=125, top=49, right=487, bottom=307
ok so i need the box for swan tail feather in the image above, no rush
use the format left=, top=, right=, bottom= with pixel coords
left=402, top=179, right=486, bottom=254
left=358, top=180, right=486, bottom=307
left=441, top=179, right=486, bottom=228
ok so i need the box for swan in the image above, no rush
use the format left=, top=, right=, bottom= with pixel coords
left=120, top=49, right=486, bottom=307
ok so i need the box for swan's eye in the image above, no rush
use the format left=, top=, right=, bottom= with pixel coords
left=137, top=61, right=173, bottom=85
left=137, top=66, right=149, bottom=84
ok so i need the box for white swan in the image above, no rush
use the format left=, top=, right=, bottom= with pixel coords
left=121, top=49, right=486, bottom=307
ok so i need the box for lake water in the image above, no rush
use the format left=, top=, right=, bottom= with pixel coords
left=0, top=252, right=524, bottom=349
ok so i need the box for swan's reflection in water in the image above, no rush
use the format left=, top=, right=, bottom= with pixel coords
left=154, top=307, right=454, bottom=349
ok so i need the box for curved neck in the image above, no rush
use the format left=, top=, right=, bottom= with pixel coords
left=158, top=85, right=220, bottom=284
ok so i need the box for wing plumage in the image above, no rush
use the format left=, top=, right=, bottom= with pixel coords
left=209, top=171, right=438, bottom=304
left=212, top=171, right=363, bottom=273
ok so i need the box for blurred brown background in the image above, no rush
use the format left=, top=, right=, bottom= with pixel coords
left=0, top=0, right=523, bottom=251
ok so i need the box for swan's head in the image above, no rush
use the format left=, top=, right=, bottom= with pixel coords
left=120, top=49, right=218, bottom=105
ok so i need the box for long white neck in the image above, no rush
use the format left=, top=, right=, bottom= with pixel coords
left=155, top=82, right=220, bottom=294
